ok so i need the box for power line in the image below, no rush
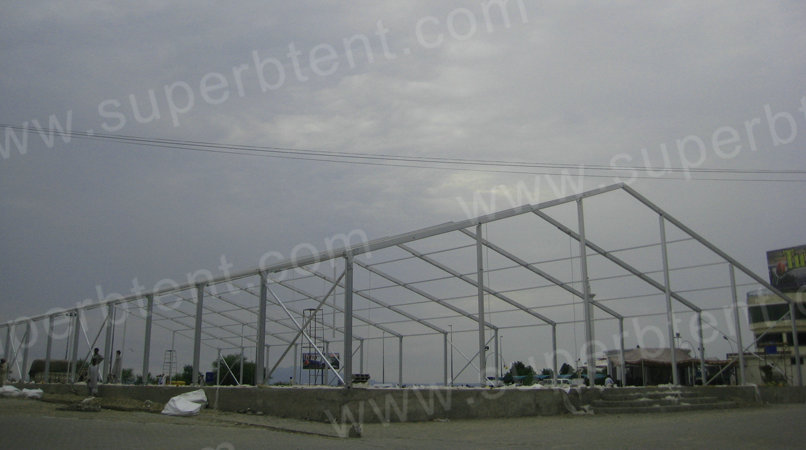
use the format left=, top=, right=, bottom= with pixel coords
left=3, top=124, right=805, bottom=182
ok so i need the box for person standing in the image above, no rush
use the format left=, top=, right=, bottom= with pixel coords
left=88, top=348, right=103, bottom=396
left=110, top=350, right=122, bottom=383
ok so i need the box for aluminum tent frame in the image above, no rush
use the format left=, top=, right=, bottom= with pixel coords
left=2, top=183, right=798, bottom=388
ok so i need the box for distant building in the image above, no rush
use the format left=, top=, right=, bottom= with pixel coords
left=744, top=290, right=806, bottom=385
left=604, top=347, right=733, bottom=386
left=743, top=244, right=806, bottom=386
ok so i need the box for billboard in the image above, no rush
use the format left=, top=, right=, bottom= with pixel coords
left=767, top=244, right=806, bottom=292
left=302, top=352, right=340, bottom=370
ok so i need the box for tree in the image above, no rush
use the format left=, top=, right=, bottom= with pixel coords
left=541, top=368, right=554, bottom=377
left=502, top=361, right=537, bottom=386
left=560, top=363, right=574, bottom=375
left=136, top=372, right=156, bottom=385
left=121, top=368, right=135, bottom=384
left=174, top=365, right=194, bottom=384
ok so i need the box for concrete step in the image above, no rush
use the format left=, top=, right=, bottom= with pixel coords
left=599, top=390, right=699, bottom=401
left=594, top=400, right=738, bottom=415
left=592, top=396, right=720, bottom=408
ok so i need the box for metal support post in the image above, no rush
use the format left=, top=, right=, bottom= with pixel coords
left=292, top=343, right=298, bottom=385
left=790, top=301, right=803, bottom=386
left=142, top=295, right=153, bottom=384
left=216, top=349, right=221, bottom=386
left=192, top=284, right=205, bottom=385
left=552, top=325, right=558, bottom=384
left=3, top=326, right=10, bottom=361
left=21, top=321, right=31, bottom=382
left=324, top=341, right=330, bottom=386
left=398, top=336, right=403, bottom=386
left=659, top=216, right=679, bottom=385
left=577, top=199, right=596, bottom=385
left=475, top=223, right=487, bottom=385
left=255, top=272, right=267, bottom=385
left=443, top=332, right=448, bottom=386
left=45, top=315, right=55, bottom=383
left=729, top=265, right=746, bottom=385
left=360, top=338, right=365, bottom=374
left=239, top=345, right=245, bottom=385
left=265, top=345, right=270, bottom=382
left=697, top=312, right=706, bottom=385
left=344, top=254, right=354, bottom=387
left=103, top=304, right=114, bottom=380
left=494, top=328, right=500, bottom=383
left=450, top=326, right=455, bottom=386
left=69, top=312, right=81, bottom=383
left=618, top=319, right=626, bottom=385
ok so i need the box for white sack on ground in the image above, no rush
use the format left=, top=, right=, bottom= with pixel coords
left=175, top=389, right=207, bottom=405
left=22, top=388, right=43, bottom=399
left=0, top=386, right=21, bottom=397
left=161, top=396, right=202, bottom=416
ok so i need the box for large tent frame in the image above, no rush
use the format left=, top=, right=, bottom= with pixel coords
left=2, top=184, right=801, bottom=388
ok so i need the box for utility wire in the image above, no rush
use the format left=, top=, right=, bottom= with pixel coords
left=3, top=124, right=805, bottom=182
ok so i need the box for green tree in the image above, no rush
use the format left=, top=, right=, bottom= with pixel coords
left=560, top=363, right=574, bottom=375
left=502, top=361, right=537, bottom=386
left=121, top=368, right=135, bottom=384
left=174, top=365, right=194, bottom=384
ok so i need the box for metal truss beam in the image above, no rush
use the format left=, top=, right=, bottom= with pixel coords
left=398, top=242, right=556, bottom=326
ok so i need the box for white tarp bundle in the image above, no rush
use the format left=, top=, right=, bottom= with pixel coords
left=0, top=386, right=21, bottom=397
left=22, top=388, right=43, bottom=399
left=161, top=389, right=207, bottom=416
left=175, top=389, right=207, bottom=405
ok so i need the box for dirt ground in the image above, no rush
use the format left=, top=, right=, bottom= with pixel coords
left=2, top=395, right=806, bottom=449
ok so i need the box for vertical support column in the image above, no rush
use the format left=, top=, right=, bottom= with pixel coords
left=659, top=215, right=679, bottom=385
left=728, top=265, right=746, bottom=385
left=398, top=336, right=403, bottom=386
left=3, top=326, right=10, bottom=361
left=343, top=253, right=354, bottom=387
left=449, top=326, right=454, bottom=386
left=551, top=325, right=558, bottom=384
left=618, top=318, right=626, bottom=385
left=255, top=272, right=268, bottom=385
left=324, top=341, right=330, bottom=386
left=142, top=295, right=154, bottom=385
left=21, top=321, right=31, bottom=382
left=45, top=315, right=55, bottom=383
left=297, top=343, right=303, bottom=384
left=443, top=333, right=448, bottom=386
left=103, top=304, right=115, bottom=381
left=789, top=302, right=803, bottom=387
left=494, top=328, right=500, bottom=383
left=292, top=343, right=298, bottom=385
left=192, top=284, right=205, bottom=385
left=69, top=312, right=81, bottom=383
left=475, top=223, right=487, bottom=385
left=577, top=199, right=596, bottom=386
left=216, top=349, right=221, bottom=387
left=697, top=312, right=706, bottom=385
left=239, top=346, right=245, bottom=385
left=360, top=338, right=365, bottom=374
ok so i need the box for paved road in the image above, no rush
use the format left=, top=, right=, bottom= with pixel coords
left=1, top=398, right=805, bottom=449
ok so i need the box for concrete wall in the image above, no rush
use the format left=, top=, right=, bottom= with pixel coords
left=17, top=383, right=806, bottom=423
left=21, top=383, right=568, bottom=423
left=758, top=386, right=806, bottom=403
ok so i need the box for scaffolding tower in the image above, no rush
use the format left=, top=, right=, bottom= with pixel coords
left=302, top=308, right=324, bottom=385
left=163, top=349, right=176, bottom=383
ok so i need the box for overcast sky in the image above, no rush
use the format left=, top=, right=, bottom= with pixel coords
left=1, top=1, right=805, bottom=382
